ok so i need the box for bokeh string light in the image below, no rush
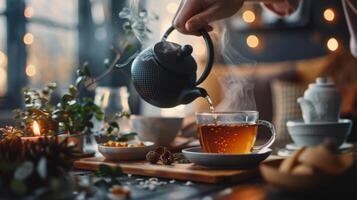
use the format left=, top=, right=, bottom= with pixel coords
left=23, top=33, right=34, bottom=45
left=25, top=64, right=37, bottom=77
left=238, top=5, right=340, bottom=54
left=246, top=35, right=259, bottom=48
left=24, top=6, right=34, bottom=18
left=0, top=51, right=7, bottom=67
left=327, top=37, right=339, bottom=52
left=323, top=8, right=335, bottom=22
left=242, top=10, right=256, bottom=24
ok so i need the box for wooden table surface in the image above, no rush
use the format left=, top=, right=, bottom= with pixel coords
left=74, top=144, right=357, bottom=200
left=74, top=170, right=357, bottom=200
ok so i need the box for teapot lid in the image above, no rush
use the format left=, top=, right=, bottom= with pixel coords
left=309, top=77, right=335, bottom=88
left=153, top=41, right=197, bottom=75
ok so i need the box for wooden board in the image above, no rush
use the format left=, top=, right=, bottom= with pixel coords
left=74, top=156, right=281, bottom=183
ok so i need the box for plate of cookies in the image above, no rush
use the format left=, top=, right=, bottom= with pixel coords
left=260, top=142, right=355, bottom=191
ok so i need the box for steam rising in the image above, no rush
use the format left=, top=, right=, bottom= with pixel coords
left=119, top=2, right=159, bottom=45
left=218, top=23, right=256, bottom=65
left=215, top=22, right=257, bottom=111
left=216, top=75, right=256, bottom=111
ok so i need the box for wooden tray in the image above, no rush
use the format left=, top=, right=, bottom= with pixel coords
left=74, top=156, right=281, bottom=183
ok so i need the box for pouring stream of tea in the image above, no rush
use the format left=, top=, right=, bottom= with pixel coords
left=205, top=95, right=215, bottom=113
left=205, top=95, right=218, bottom=124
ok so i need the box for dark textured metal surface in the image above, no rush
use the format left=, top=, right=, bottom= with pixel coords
left=131, top=48, right=196, bottom=108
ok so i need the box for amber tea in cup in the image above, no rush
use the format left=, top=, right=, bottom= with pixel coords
left=196, top=111, right=275, bottom=154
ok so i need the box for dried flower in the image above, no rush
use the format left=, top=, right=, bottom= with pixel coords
left=0, top=126, right=24, bottom=139
left=146, top=151, right=160, bottom=164
left=160, top=150, right=174, bottom=165
left=154, top=146, right=167, bottom=155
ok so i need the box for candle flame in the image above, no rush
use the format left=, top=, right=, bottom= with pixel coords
left=33, top=121, right=41, bottom=136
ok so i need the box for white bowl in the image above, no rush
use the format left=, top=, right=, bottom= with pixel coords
left=131, top=116, right=183, bottom=146
left=286, top=119, right=352, bottom=147
left=98, top=141, right=155, bottom=161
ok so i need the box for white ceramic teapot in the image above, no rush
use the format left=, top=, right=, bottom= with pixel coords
left=297, top=77, right=342, bottom=123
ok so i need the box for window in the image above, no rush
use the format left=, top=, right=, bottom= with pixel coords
left=0, top=1, right=7, bottom=97
left=1, top=0, right=141, bottom=113
left=26, top=0, right=78, bottom=90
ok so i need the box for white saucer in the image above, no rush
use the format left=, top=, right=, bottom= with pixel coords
left=277, top=148, right=293, bottom=157
left=278, top=143, right=354, bottom=157
left=182, top=147, right=271, bottom=169
left=286, top=143, right=353, bottom=151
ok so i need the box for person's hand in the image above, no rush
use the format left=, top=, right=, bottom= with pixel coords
left=173, top=0, right=245, bottom=35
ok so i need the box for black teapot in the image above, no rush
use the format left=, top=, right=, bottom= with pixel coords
left=131, top=26, right=214, bottom=108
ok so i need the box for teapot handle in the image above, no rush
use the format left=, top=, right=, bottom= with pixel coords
left=162, top=26, right=214, bottom=86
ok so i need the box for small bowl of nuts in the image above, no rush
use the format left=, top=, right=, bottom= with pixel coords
left=98, top=140, right=156, bottom=161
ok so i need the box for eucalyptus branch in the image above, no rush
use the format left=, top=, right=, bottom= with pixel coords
left=81, top=52, right=121, bottom=93
left=76, top=47, right=139, bottom=97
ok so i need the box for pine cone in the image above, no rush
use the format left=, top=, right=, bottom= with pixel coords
left=160, top=150, right=174, bottom=165
left=23, top=136, right=75, bottom=175
left=154, top=146, right=168, bottom=155
left=146, top=151, right=160, bottom=164
left=0, top=136, right=24, bottom=162
left=0, top=135, right=75, bottom=176
left=0, top=126, right=24, bottom=139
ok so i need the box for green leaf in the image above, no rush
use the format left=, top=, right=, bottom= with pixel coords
left=124, top=44, right=134, bottom=52
left=97, top=164, right=122, bottom=182
left=61, top=94, right=73, bottom=104
left=46, top=82, right=57, bottom=90
left=68, top=85, right=77, bottom=96
left=76, top=68, right=82, bottom=76
left=103, top=58, right=110, bottom=68
left=68, top=100, right=77, bottom=106
left=95, top=111, right=104, bottom=121
left=115, top=111, right=131, bottom=119
left=76, top=62, right=90, bottom=76
left=112, top=167, right=122, bottom=177
left=118, top=132, right=137, bottom=142
left=93, top=179, right=110, bottom=187
left=98, top=164, right=112, bottom=176
left=109, top=122, right=119, bottom=128
left=37, top=157, right=47, bottom=179
left=42, top=89, right=49, bottom=96
left=24, top=96, right=31, bottom=104
left=75, top=76, right=85, bottom=87
left=14, top=161, right=34, bottom=180
left=84, top=66, right=91, bottom=76
left=52, top=109, right=63, bottom=116
left=87, top=121, right=94, bottom=129
left=11, top=179, right=27, bottom=196
left=82, top=97, right=93, bottom=103
left=107, top=127, right=113, bottom=134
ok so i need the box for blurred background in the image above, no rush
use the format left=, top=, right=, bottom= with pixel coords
left=0, top=0, right=356, bottom=142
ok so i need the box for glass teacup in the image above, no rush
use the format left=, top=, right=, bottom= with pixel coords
left=196, top=111, right=276, bottom=154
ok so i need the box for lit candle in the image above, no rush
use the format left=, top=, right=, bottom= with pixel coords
left=21, top=121, right=42, bottom=142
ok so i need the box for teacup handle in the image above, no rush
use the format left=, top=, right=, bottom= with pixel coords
left=252, top=120, right=276, bottom=152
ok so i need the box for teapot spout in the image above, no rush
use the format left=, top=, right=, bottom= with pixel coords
left=178, top=87, right=208, bottom=105
left=297, top=97, right=316, bottom=123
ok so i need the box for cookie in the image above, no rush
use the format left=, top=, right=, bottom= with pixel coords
left=298, top=145, right=345, bottom=174
left=291, top=164, right=314, bottom=175
left=279, top=147, right=306, bottom=173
